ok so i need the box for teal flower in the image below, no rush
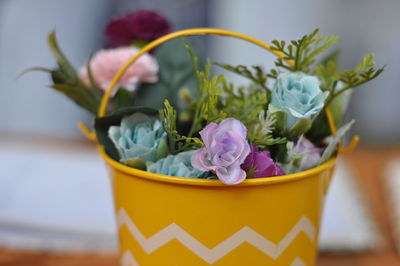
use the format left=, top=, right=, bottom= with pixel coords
left=147, top=150, right=207, bottom=178
left=108, top=113, right=168, bottom=168
left=270, top=72, right=329, bottom=136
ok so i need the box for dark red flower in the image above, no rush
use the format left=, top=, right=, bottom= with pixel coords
left=105, top=10, right=171, bottom=47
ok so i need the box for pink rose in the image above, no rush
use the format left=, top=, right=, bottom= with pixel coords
left=79, top=46, right=158, bottom=95
left=191, top=118, right=251, bottom=185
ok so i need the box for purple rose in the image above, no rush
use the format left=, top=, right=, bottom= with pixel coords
left=241, top=145, right=285, bottom=178
left=191, top=118, right=251, bottom=185
left=298, top=138, right=322, bottom=170
left=104, top=10, right=171, bottom=47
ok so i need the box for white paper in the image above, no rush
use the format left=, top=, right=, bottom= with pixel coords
left=319, top=160, right=381, bottom=251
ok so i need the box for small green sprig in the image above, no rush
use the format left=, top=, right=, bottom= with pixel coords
left=254, top=136, right=287, bottom=148
left=250, top=111, right=287, bottom=148
left=283, top=136, right=308, bottom=174
left=314, top=53, right=384, bottom=107
left=314, top=60, right=340, bottom=92
left=187, top=61, right=227, bottom=136
left=215, top=62, right=272, bottom=106
left=220, top=82, right=267, bottom=128
left=159, top=100, right=203, bottom=154
left=324, top=54, right=384, bottom=106
left=215, top=63, right=269, bottom=90
left=183, top=41, right=227, bottom=137
left=268, top=29, right=339, bottom=75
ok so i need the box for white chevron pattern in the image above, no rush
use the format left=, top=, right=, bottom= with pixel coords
left=121, top=250, right=139, bottom=266
left=117, top=208, right=315, bottom=264
left=120, top=250, right=307, bottom=266
left=290, top=257, right=306, bottom=266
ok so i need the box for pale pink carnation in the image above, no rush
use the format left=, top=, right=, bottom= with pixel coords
left=79, top=46, right=158, bottom=95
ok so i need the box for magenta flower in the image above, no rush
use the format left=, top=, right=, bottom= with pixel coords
left=241, top=145, right=285, bottom=178
left=298, top=138, right=322, bottom=170
left=191, top=118, right=251, bottom=185
left=104, top=10, right=171, bottom=47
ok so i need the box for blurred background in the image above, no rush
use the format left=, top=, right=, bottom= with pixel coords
left=0, top=0, right=399, bottom=265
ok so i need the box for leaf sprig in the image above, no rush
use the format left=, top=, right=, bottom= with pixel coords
left=283, top=136, right=308, bottom=174
left=186, top=60, right=227, bottom=136
left=159, top=100, right=203, bottom=154
left=250, top=111, right=287, bottom=148
left=215, top=63, right=269, bottom=89
left=268, top=29, right=339, bottom=75
left=323, top=54, right=385, bottom=106
left=220, top=82, right=267, bottom=128
left=183, top=41, right=227, bottom=137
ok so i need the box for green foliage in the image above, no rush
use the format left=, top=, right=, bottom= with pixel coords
left=34, top=31, right=102, bottom=114
left=183, top=41, right=227, bottom=137
left=308, top=52, right=383, bottom=143
left=188, top=61, right=227, bottom=136
left=122, top=158, right=147, bottom=170
left=268, top=29, right=339, bottom=75
left=249, top=111, right=287, bottom=149
left=113, top=88, right=134, bottom=111
left=174, top=31, right=383, bottom=166
left=184, top=41, right=286, bottom=150
left=315, top=52, right=384, bottom=107
left=48, top=32, right=78, bottom=83
left=282, top=137, right=308, bottom=174
left=306, top=111, right=328, bottom=145
left=319, top=120, right=354, bottom=164
left=254, top=136, right=287, bottom=148
left=325, top=54, right=384, bottom=106
left=318, top=49, right=340, bottom=67
left=134, top=38, right=199, bottom=111
left=288, top=118, right=312, bottom=137
left=220, top=82, right=268, bottom=131
left=215, top=63, right=269, bottom=90
left=159, top=100, right=203, bottom=154
left=314, top=61, right=340, bottom=92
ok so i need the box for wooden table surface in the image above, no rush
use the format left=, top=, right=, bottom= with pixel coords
left=1, top=145, right=400, bottom=266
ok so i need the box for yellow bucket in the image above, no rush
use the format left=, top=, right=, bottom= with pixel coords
left=80, top=28, right=357, bottom=266
left=102, top=149, right=336, bottom=266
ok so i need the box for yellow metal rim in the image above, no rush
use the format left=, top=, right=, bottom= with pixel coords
left=99, top=147, right=336, bottom=187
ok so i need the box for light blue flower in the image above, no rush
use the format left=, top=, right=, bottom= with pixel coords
left=270, top=72, right=329, bottom=135
left=147, top=150, right=207, bottom=178
left=108, top=113, right=168, bottom=168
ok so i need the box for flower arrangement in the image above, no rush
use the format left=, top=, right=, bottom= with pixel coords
left=36, top=10, right=383, bottom=185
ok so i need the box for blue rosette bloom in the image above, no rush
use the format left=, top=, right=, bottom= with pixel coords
left=108, top=113, right=168, bottom=169
left=270, top=72, right=329, bottom=136
left=147, top=150, right=207, bottom=178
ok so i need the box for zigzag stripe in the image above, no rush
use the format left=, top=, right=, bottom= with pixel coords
left=290, top=257, right=306, bottom=266
left=118, top=208, right=315, bottom=264
left=121, top=250, right=139, bottom=266
left=120, top=250, right=306, bottom=266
